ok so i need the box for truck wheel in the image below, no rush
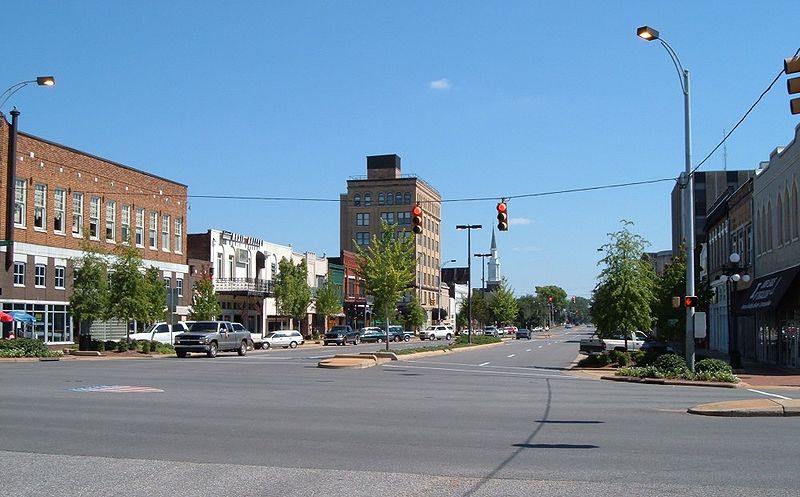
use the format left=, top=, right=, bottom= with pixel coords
left=264, top=342, right=271, bottom=349
left=289, top=341, right=297, bottom=349
left=176, top=351, right=187, bottom=358
left=207, top=342, right=218, bottom=358
left=237, top=340, right=247, bottom=356
left=446, top=333, right=452, bottom=340
left=430, top=335, right=437, bottom=341
left=355, top=337, right=361, bottom=345
left=377, top=338, right=383, bottom=343
left=404, top=335, right=410, bottom=342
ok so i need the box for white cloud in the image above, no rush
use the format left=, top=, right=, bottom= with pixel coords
left=509, top=217, right=531, bottom=226
left=429, top=78, right=451, bottom=90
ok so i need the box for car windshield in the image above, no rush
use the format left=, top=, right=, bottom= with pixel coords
left=330, top=327, right=348, bottom=332
left=189, top=322, right=218, bottom=332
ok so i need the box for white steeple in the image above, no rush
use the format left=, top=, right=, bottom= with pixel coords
left=487, top=229, right=500, bottom=285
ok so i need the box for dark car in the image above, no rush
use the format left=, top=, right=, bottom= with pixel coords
left=388, top=325, right=411, bottom=342
left=324, top=325, right=360, bottom=346
left=515, top=328, right=533, bottom=340
left=640, top=338, right=676, bottom=354
left=359, top=327, right=387, bottom=343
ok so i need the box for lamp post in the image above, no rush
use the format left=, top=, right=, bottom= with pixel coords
left=718, top=252, right=750, bottom=369
left=637, top=26, right=696, bottom=370
left=474, top=253, right=491, bottom=297
left=3, top=77, right=56, bottom=271
left=267, top=253, right=279, bottom=332
left=456, top=224, right=482, bottom=344
left=437, top=259, right=456, bottom=324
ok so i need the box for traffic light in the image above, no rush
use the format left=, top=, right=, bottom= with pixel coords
left=547, top=296, right=553, bottom=304
left=571, top=296, right=576, bottom=304
left=411, top=205, right=423, bottom=235
left=785, top=56, right=800, bottom=115
left=496, top=202, right=508, bottom=231
left=684, top=295, right=698, bottom=308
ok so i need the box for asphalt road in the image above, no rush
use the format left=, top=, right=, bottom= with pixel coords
left=1, top=326, right=797, bottom=497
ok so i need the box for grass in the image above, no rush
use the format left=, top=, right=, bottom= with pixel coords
left=380, top=334, right=502, bottom=355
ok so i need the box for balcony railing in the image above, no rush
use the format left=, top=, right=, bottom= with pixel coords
left=214, top=278, right=273, bottom=294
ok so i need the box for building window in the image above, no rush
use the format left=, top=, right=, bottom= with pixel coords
left=176, top=278, right=183, bottom=297
left=149, top=212, right=158, bottom=249
left=106, top=200, right=116, bottom=242
left=353, top=194, right=361, bottom=206
left=54, top=266, right=65, bottom=289
left=13, top=262, right=25, bottom=286
left=162, top=214, right=170, bottom=251
left=395, top=192, right=403, bottom=205
left=380, top=212, right=395, bottom=224
left=72, top=193, right=83, bottom=237
left=53, top=189, right=66, bottom=234
left=174, top=216, right=183, bottom=253
left=386, top=192, right=394, bottom=205
left=217, top=253, right=223, bottom=278
left=356, top=232, right=370, bottom=246
left=404, top=192, right=412, bottom=205
left=356, top=212, right=370, bottom=226
left=14, top=178, right=26, bottom=227
left=364, top=193, right=372, bottom=206
left=135, top=208, right=144, bottom=246
left=89, top=196, right=100, bottom=239
left=163, top=278, right=171, bottom=291
left=121, top=205, right=131, bottom=244
left=378, top=192, right=385, bottom=205
left=398, top=211, right=411, bottom=225
left=35, top=264, right=46, bottom=287
left=34, top=184, right=47, bottom=230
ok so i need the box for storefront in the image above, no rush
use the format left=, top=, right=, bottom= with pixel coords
left=0, top=302, right=73, bottom=344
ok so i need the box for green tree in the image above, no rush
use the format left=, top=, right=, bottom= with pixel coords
left=402, top=296, right=427, bottom=333
left=651, top=252, right=686, bottom=342
left=457, top=292, right=489, bottom=335
left=592, top=220, right=656, bottom=342
left=274, top=258, right=312, bottom=333
left=487, top=278, right=518, bottom=325
left=69, top=244, right=110, bottom=349
left=314, top=278, right=342, bottom=333
left=355, top=221, right=416, bottom=350
left=142, top=266, right=167, bottom=323
left=189, top=276, right=221, bottom=320
left=108, top=245, right=146, bottom=340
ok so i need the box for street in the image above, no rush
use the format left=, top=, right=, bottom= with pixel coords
left=1, top=327, right=797, bottom=497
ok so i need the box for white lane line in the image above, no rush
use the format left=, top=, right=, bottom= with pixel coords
left=478, top=362, right=490, bottom=367
left=383, top=363, right=575, bottom=379
left=538, top=345, right=543, bottom=349
left=525, top=349, right=532, bottom=352
left=747, top=388, right=792, bottom=400
left=507, top=354, right=515, bottom=358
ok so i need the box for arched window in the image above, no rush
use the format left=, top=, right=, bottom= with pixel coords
left=783, top=188, right=790, bottom=244
left=378, top=192, right=385, bottom=205
left=364, top=193, right=372, bottom=206
left=386, top=192, right=394, bottom=205
left=768, top=201, right=773, bottom=251
left=794, top=181, right=800, bottom=240
left=404, top=192, right=412, bottom=205
left=395, top=192, right=403, bottom=204
left=353, top=194, right=361, bottom=207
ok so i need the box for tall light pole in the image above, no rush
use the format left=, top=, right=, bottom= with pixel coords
left=456, top=224, right=481, bottom=344
left=719, top=252, right=750, bottom=369
left=437, top=259, right=456, bottom=324
left=474, top=253, right=491, bottom=297
left=3, top=77, right=56, bottom=271
left=637, top=25, right=696, bottom=370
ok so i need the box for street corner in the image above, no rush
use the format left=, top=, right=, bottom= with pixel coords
left=687, top=398, right=800, bottom=417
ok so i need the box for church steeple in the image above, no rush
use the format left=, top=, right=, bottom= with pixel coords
left=487, top=228, right=500, bottom=287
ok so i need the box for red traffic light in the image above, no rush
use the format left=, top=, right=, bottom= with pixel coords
left=684, top=295, right=698, bottom=308
left=411, top=205, right=423, bottom=234
left=496, top=202, right=508, bottom=231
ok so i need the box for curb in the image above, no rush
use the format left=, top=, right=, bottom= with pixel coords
left=601, top=375, right=739, bottom=388
left=688, top=398, right=800, bottom=417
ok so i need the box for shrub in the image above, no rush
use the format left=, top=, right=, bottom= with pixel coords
left=141, top=341, right=151, bottom=354
left=128, top=340, right=139, bottom=351
left=97, top=341, right=106, bottom=352
left=105, top=340, right=117, bottom=351
left=608, top=349, right=630, bottom=366
left=153, top=342, right=174, bottom=354
left=0, top=338, right=61, bottom=358
left=577, top=353, right=611, bottom=368
left=695, top=358, right=732, bottom=375
left=455, top=334, right=501, bottom=346
left=630, top=350, right=646, bottom=365
left=116, top=340, right=128, bottom=352
left=654, top=354, right=688, bottom=377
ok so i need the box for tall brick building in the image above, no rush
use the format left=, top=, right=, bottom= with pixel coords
left=0, top=112, right=188, bottom=343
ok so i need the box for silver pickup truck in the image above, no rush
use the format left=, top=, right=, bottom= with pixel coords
left=173, top=321, right=252, bottom=358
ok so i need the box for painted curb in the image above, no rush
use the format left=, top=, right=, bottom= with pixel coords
left=688, top=398, right=800, bottom=417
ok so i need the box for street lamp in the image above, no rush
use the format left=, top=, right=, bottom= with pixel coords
left=718, top=252, right=750, bottom=369
left=437, top=259, right=457, bottom=324
left=3, top=76, right=56, bottom=271
left=637, top=25, right=697, bottom=370
left=456, top=224, right=482, bottom=344
left=474, top=253, right=491, bottom=297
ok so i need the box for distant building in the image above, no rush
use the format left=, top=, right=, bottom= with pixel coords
left=486, top=229, right=501, bottom=291
left=645, top=250, right=673, bottom=275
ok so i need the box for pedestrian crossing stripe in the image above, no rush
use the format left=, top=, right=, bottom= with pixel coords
left=68, top=385, right=164, bottom=393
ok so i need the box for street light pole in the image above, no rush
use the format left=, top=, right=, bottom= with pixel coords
left=720, top=252, right=750, bottom=369
left=637, top=26, right=696, bottom=369
left=474, top=253, right=491, bottom=298
left=437, top=259, right=456, bottom=324
left=456, top=224, right=481, bottom=344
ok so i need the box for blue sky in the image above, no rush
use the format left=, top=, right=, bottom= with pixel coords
left=4, top=1, right=799, bottom=298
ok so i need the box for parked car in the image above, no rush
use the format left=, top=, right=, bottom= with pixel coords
left=640, top=337, right=676, bottom=354
left=324, top=325, right=360, bottom=346
left=174, top=320, right=252, bottom=358
left=359, top=327, right=388, bottom=343
left=516, top=328, right=533, bottom=340
left=483, top=326, right=500, bottom=338
left=263, top=330, right=304, bottom=349
left=503, top=325, right=518, bottom=335
left=129, top=321, right=190, bottom=345
left=388, top=325, right=412, bottom=342
left=419, top=325, right=453, bottom=341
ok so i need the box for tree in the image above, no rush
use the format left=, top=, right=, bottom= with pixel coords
left=274, top=258, right=312, bottom=333
left=456, top=292, right=489, bottom=332
left=189, top=276, right=221, bottom=320
left=487, top=278, right=518, bottom=325
left=651, top=252, right=686, bottom=342
left=355, top=221, right=416, bottom=350
left=402, top=296, right=426, bottom=333
left=314, top=278, right=343, bottom=333
left=108, top=245, right=146, bottom=340
left=592, top=220, right=656, bottom=343
left=69, top=244, right=110, bottom=349
left=515, top=294, right=538, bottom=329
left=142, top=266, right=167, bottom=324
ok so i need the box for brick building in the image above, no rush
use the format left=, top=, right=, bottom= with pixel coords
left=0, top=112, right=189, bottom=343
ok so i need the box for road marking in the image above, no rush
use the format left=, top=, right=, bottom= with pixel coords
left=507, top=354, right=515, bottom=358
left=68, top=385, right=163, bottom=393
left=384, top=363, right=576, bottom=379
left=747, top=388, right=792, bottom=400
left=478, top=362, right=490, bottom=366
left=525, top=349, right=532, bottom=352
left=538, top=345, right=543, bottom=349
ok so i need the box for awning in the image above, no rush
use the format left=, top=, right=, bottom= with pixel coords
left=7, top=311, right=36, bottom=323
left=737, top=266, right=800, bottom=315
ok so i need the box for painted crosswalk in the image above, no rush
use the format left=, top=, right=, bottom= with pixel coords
left=68, top=385, right=164, bottom=393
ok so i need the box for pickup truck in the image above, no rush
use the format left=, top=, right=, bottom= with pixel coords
left=174, top=320, right=253, bottom=358
left=128, top=321, right=190, bottom=345
left=579, top=331, right=649, bottom=354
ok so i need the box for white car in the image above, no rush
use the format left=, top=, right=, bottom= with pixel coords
left=419, top=325, right=454, bottom=341
left=263, top=330, right=304, bottom=349
left=129, top=322, right=190, bottom=344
